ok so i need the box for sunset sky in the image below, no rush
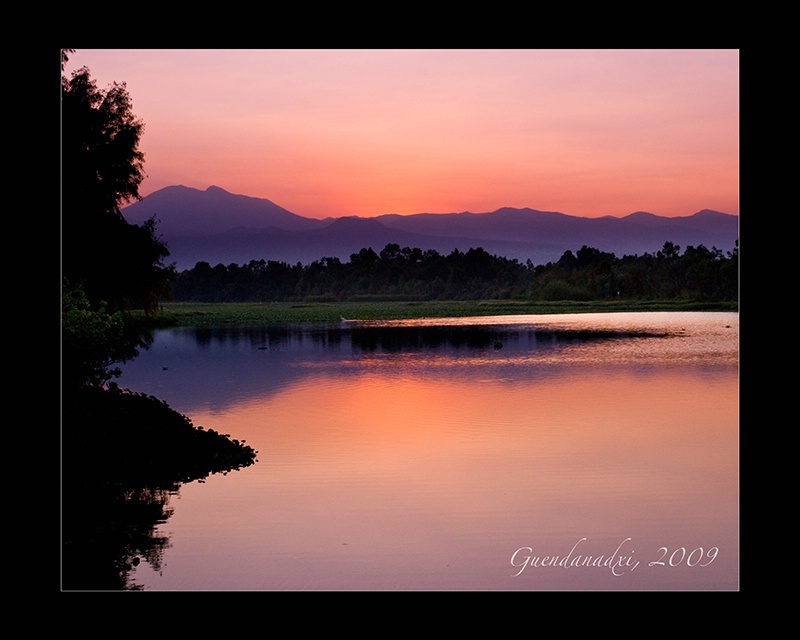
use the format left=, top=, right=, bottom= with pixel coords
left=62, top=49, right=739, bottom=220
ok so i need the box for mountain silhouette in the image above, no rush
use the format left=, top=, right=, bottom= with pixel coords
left=123, top=184, right=324, bottom=236
left=122, top=185, right=739, bottom=270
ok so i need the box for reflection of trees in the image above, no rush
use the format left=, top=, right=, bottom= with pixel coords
left=62, top=483, right=175, bottom=590
left=62, top=386, right=257, bottom=590
left=190, top=324, right=347, bottom=351
left=185, top=324, right=667, bottom=355
left=193, top=325, right=292, bottom=349
left=348, top=326, right=664, bottom=353
left=350, top=325, right=501, bottom=352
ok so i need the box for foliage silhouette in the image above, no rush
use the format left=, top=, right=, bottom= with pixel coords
left=170, top=241, right=738, bottom=304
left=61, top=51, right=256, bottom=590
left=62, top=386, right=257, bottom=590
left=61, top=52, right=175, bottom=318
left=61, top=51, right=177, bottom=389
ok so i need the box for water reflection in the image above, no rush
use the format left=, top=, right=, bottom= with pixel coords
left=121, top=315, right=682, bottom=414
left=186, top=317, right=668, bottom=353
left=113, top=312, right=738, bottom=590
left=62, top=483, right=175, bottom=590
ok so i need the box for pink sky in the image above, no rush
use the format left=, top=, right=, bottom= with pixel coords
left=62, top=49, right=739, bottom=219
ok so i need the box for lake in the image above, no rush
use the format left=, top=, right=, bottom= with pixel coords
left=115, top=311, right=739, bottom=591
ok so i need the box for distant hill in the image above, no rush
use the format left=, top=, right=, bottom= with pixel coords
left=123, top=184, right=324, bottom=235
left=122, top=185, right=739, bottom=270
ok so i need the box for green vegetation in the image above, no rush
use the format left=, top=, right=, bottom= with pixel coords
left=155, top=240, right=739, bottom=327
left=151, top=298, right=737, bottom=327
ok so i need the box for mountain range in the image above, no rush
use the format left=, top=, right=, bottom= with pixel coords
left=121, top=185, right=740, bottom=270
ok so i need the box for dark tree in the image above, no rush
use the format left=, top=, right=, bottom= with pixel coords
left=61, top=51, right=174, bottom=316
left=60, top=55, right=258, bottom=591
left=61, top=51, right=175, bottom=388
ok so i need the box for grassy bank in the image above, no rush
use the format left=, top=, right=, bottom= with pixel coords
left=150, top=299, right=738, bottom=327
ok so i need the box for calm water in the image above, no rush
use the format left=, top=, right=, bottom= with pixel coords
left=117, top=312, right=739, bottom=591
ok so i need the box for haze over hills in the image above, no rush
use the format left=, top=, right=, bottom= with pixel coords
left=122, top=185, right=739, bottom=270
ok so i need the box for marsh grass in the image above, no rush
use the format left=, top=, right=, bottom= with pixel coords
left=149, top=299, right=737, bottom=327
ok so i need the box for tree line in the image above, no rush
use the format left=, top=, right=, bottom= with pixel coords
left=170, top=240, right=738, bottom=303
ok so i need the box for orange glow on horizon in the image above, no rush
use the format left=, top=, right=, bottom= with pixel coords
left=64, top=49, right=739, bottom=219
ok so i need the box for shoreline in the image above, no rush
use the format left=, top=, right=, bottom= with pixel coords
left=148, top=299, right=738, bottom=327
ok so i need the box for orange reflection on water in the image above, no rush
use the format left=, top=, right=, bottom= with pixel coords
left=120, top=312, right=739, bottom=589
left=147, top=359, right=736, bottom=590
